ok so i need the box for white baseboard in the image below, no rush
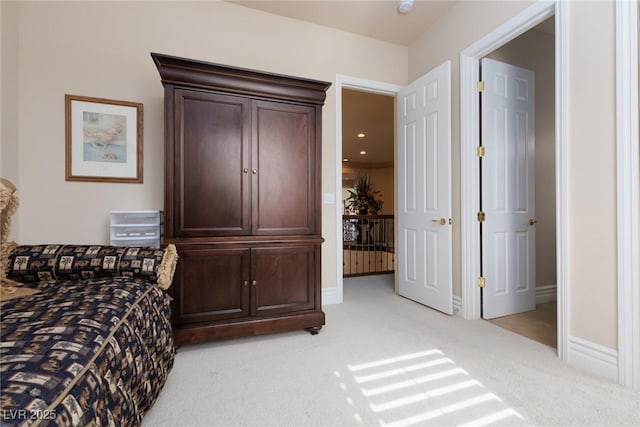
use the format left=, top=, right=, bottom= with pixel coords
left=322, top=286, right=341, bottom=306
left=567, top=335, right=619, bottom=382
left=453, top=295, right=463, bottom=316
left=327, top=285, right=555, bottom=310
left=536, top=284, right=557, bottom=304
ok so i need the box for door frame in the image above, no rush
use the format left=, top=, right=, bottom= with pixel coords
left=615, top=0, right=639, bottom=391
left=332, top=75, right=402, bottom=304
left=459, top=0, right=567, bottom=357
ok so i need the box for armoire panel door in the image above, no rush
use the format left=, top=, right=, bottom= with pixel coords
left=174, top=246, right=251, bottom=326
left=251, top=246, right=316, bottom=316
left=174, top=89, right=251, bottom=237
left=252, top=101, right=316, bottom=235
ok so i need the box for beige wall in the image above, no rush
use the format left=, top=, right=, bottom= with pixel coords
left=567, top=1, right=617, bottom=349
left=487, top=26, right=557, bottom=290
left=1, top=1, right=19, bottom=241
left=1, top=1, right=408, bottom=293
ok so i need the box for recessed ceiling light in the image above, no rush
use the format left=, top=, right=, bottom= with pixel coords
left=398, top=0, right=414, bottom=14
left=360, top=151, right=366, bottom=155
left=343, top=158, right=349, bottom=162
left=357, top=133, right=365, bottom=138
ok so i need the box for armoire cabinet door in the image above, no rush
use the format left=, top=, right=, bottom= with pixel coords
left=174, top=89, right=251, bottom=237
left=173, top=246, right=251, bottom=326
left=252, top=101, right=317, bottom=235
left=251, top=245, right=317, bottom=316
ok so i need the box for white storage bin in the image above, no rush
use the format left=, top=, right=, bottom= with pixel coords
left=110, top=210, right=162, bottom=248
left=110, top=226, right=160, bottom=239
left=111, top=211, right=161, bottom=226
left=112, top=238, right=161, bottom=247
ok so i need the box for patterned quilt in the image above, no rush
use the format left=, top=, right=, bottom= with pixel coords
left=0, top=277, right=175, bottom=426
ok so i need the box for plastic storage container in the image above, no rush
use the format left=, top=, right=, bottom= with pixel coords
left=110, top=210, right=162, bottom=248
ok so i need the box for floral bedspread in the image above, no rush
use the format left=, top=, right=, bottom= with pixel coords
left=0, top=277, right=174, bottom=426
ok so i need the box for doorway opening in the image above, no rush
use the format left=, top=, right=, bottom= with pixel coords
left=336, top=62, right=453, bottom=313
left=333, top=76, right=402, bottom=305
left=341, top=88, right=396, bottom=279
left=479, top=17, right=558, bottom=349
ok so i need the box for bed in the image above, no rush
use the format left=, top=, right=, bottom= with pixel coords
left=0, top=244, right=177, bottom=426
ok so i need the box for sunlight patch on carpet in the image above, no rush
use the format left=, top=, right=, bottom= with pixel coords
left=335, top=349, right=526, bottom=427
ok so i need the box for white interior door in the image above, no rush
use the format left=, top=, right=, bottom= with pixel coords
left=397, top=61, right=452, bottom=315
left=481, top=58, right=536, bottom=319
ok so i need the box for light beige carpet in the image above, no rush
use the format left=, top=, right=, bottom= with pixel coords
left=143, top=274, right=639, bottom=426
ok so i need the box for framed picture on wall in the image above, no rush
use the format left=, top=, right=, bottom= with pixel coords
left=65, top=94, right=143, bottom=183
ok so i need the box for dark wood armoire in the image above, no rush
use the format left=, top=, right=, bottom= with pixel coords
left=152, top=53, right=331, bottom=345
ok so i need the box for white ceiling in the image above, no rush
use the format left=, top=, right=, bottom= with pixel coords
left=229, top=0, right=458, bottom=46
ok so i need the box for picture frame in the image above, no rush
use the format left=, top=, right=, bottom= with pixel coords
left=65, top=94, right=143, bottom=183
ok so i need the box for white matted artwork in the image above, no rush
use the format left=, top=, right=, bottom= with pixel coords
left=65, top=94, right=143, bottom=183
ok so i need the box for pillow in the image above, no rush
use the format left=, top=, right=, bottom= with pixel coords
left=55, top=245, right=126, bottom=280
left=6, top=244, right=178, bottom=289
left=117, top=246, right=169, bottom=285
left=5, top=244, right=63, bottom=282
left=156, top=243, right=178, bottom=290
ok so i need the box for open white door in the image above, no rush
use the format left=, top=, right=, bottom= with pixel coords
left=481, top=58, right=536, bottom=319
left=397, top=61, right=452, bottom=315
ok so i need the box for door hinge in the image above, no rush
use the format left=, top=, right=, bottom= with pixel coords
left=477, top=81, right=485, bottom=92
left=477, top=277, right=486, bottom=288
left=477, top=146, right=485, bottom=157
left=477, top=211, right=486, bottom=223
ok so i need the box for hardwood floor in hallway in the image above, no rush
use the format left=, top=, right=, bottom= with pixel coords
left=487, top=302, right=557, bottom=348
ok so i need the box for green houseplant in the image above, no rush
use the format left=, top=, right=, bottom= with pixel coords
left=346, top=172, right=383, bottom=215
